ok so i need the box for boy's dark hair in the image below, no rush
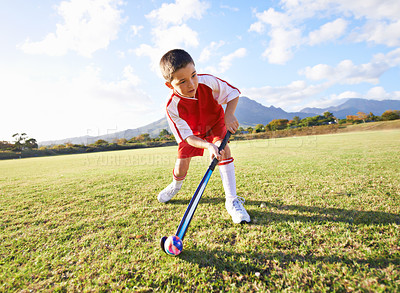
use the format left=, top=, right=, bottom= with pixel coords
left=160, top=49, right=195, bottom=82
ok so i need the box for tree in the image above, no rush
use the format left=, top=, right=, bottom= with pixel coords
left=346, top=115, right=362, bottom=124
left=292, top=116, right=301, bottom=126
left=159, top=129, right=171, bottom=138
left=357, top=112, right=368, bottom=123
left=236, top=126, right=244, bottom=134
left=24, top=138, right=38, bottom=150
left=12, top=133, right=38, bottom=150
left=0, top=141, right=13, bottom=151
left=94, top=139, right=108, bottom=145
left=254, top=124, right=265, bottom=133
left=323, top=111, right=334, bottom=119
left=12, top=133, right=28, bottom=151
left=137, top=133, right=150, bottom=142
left=300, top=116, right=322, bottom=127
left=322, top=111, right=336, bottom=123
left=116, top=138, right=128, bottom=145
left=381, top=110, right=400, bottom=121
left=367, top=112, right=378, bottom=121
left=268, top=119, right=289, bottom=130
left=245, top=127, right=253, bottom=133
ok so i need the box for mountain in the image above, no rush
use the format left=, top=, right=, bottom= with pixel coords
left=39, top=97, right=400, bottom=145
left=300, top=98, right=400, bottom=119
left=40, top=96, right=315, bottom=146
left=40, top=118, right=169, bottom=146
left=236, top=96, right=315, bottom=126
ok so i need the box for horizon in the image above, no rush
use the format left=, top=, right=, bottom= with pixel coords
left=37, top=96, right=400, bottom=144
left=1, top=0, right=400, bottom=142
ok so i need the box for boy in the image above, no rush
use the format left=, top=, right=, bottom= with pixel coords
left=157, top=49, right=250, bottom=224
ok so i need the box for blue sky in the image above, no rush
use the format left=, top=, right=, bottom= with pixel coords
left=1, top=0, right=400, bottom=142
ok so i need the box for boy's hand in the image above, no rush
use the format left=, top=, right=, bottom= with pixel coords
left=225, top=113, right=239, bottom=134
left=186, top=135, right=224, bottom=161
left=207, top=143, right=224, bottom=161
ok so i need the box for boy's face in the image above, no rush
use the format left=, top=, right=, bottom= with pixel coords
left=166, top=63, right=198, bottom=98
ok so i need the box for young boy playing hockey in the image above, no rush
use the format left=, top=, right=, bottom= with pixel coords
left=157, top=49, right=250, bottom=224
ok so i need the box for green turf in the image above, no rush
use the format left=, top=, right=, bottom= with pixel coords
left=1, top=130, right=399, bottom=291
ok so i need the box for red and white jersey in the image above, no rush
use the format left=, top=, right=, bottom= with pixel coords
left=166, top=74, right=240, bottom=143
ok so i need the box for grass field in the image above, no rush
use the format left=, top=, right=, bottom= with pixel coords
left=1, top=130, right=399, bottom=292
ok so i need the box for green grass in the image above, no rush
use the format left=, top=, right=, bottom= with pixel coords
left=1, top=130, right=399, bottom=292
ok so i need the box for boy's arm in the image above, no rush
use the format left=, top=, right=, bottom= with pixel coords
left=185, top=96, right=239, bottom=160
left=186, top=135, right=224, bottom=161
left=224, top=96, right=239, bottom=134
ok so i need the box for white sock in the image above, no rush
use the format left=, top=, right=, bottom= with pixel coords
left=218, top=160, right=237, bottom=201
left=172, top=168, right=186, bottom=189
left=173, top=178, right=184, bottom=189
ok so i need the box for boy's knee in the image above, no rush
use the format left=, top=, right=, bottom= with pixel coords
left=174, top=158, right=191, bottom=177
left=221, top=144, right=231, bottom=159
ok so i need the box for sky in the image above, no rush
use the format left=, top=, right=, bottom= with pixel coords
left=1, top=0, right=400, bottom=142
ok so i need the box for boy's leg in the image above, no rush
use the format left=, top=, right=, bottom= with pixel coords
left=215, top=143, right=251, bottom=223
left=158, top=158, right=191, bottom=203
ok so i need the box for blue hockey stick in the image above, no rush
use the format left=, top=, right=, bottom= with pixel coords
left=161, top=131, right=232, bottom=253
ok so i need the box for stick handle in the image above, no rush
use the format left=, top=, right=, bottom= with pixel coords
left=175, top=131, right=232, bottom=241
left=209, top=131, right=232, bottom=171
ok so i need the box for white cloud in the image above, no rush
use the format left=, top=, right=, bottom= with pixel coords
left=135, top=24, right=199, bottom=73
left=199, top=41, right=225, bottom=62
left=153, top=24, right=199, bottom=49
left=281, top=0, right=400, bottom=21
left=135, top=0, right=209, bottom=74
left=130, top=25, right=144, bottom=37
left=303, top=91, right=361, bottom=109
left=117, top=51, right=126, bottom=58
left=333, top=0, right=400, bottom=20
left=0, top=65, right=154, bottom=141
left=252, top=8, right=292, bottom=29
left=242, top=80, right=330, bottom=110
left=302, top=87, right=400, bottom=111
left=249, top=8, right=304, bottom=64
left=330, top=91, right=361, bottom=100
left=219, top=48, right=247, bottom=72
left=302, top=59, right=384, bottom=84
left=354, top=20, right=400, bottom=47
left=308, top=18, right=348, bottom=45
left=301, top=64, right=334, bottom=81
left=204, top=48, right=247, bottom=74
left=301, top=48, right=400, bottom=84
left=262, top=27, right=303, bottom=64
left=19, top=0, right=124, bottom=57
left=241, top=45, right=400, bottom=111
left=146, top=0, right=209, bottom=26
left=220, top=5, right=239, bottom=12
left=248, top=21, right=265, bottom=34
left=249, top=0, right=400, bottom=63
left=366, top=87, right=400, bottom=100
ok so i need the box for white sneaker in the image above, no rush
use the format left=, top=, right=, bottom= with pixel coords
left=158, top=182, right=181, bottom=203
left=225, top=196, right=251, bottom=224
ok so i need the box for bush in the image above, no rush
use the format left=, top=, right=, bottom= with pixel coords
left=381, top=110, right=400, bottom=121
left=94, top=139, right=108, bottom=145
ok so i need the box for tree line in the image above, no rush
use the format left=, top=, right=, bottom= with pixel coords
left=0, top=131, right=176, bottom=159
left=0, top=133, right=38, bottom=152
left=237, top=110, right=400, bottom=134
left=1, top=110, right=399, bottom=159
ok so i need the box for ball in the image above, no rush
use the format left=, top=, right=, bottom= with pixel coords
left=164, top=235, right=183, bottom=256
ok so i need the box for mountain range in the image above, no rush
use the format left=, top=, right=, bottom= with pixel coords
left=40, top=97, right=400, bottom=145
left=300, top=98, right=400, bottom=118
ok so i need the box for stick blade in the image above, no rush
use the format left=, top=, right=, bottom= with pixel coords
left=160, top=236, right=168, bottom=254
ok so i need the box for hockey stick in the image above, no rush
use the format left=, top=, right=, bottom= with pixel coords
left=160, top=131, right=232, bottom=254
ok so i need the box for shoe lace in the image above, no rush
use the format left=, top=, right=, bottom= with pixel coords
left=167, top=183, right=180, bottom=194
left=232, top=196, right=246, bottom=212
